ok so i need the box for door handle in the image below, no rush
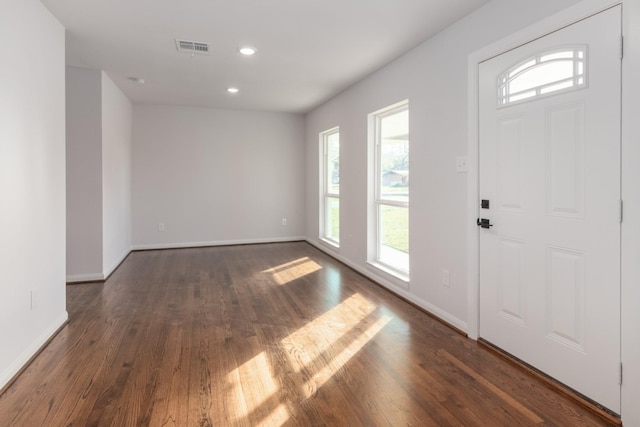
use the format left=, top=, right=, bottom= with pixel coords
left=477, top=218, right=493, bottom=229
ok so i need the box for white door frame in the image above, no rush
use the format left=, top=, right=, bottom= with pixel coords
left=466, top=0, right=622, bottom=341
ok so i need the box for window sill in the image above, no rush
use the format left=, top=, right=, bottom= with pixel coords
left=366, top=261, right=409, bottom=288
left=319, top=238, right=340, bottom=250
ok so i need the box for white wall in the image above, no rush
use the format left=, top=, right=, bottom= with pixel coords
left=306, top=0, right=640, bottom=424
left=66, top=68, right=133, bottom=281
left=102, top=72, right=133, bottom=274
left=66, top=67, right=103, bottom=279
left=132, top=105, right=306, bottom=248
left=0, top=0, right=67, bottom=389
left=306, top=0, right=582, bottom=329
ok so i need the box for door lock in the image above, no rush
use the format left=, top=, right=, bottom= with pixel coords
left=477, top=218, right=493, bottom=229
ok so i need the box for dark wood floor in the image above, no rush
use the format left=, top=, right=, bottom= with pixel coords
left=0, top=242, right=614, bottom=426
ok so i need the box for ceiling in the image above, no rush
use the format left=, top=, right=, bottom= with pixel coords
left=41, top=0, right=490, bottom=114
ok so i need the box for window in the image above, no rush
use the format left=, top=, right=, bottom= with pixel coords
left=320, top=127, right=340, bottom=245
left=370, top=101, right=409, bottom=275
left=498, top=46, right=587, bottom=106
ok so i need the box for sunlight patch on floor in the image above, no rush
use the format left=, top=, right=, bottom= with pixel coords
left=282, top=293, right=379, bottom=371
left=228, top=351, right=281, bottom=424
left=227, top=292, right=390, bottom=426
left=256, top=404, right=289, bottom=427
left=263, top=257, right=322, bottom=285
left=307, top=314, right=391, bottom=395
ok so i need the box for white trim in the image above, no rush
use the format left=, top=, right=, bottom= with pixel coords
left=369, top=99, right=410, bottom=120
left=132, top=236, right=306, bottom=251
left=66, top=273, right=105, bottom=283
left=318, top=237, right=340, bottom=251
left=320, top=126, right=340, bottom=244
left=306, top=238, right=467, bottom=333
left=369, top=99, right=410, bottom=272
left=66, top=247, right=134, bottom=282
left=103, top=247, right=132, bottom=279
left=0, top=311, right=68, bottom=390
left=466, top=0, right=621, bottom=341
left=366, top=261, right=410, bottom=287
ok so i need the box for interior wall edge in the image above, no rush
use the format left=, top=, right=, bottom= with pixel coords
left=102, top=246, right=133, bottom=280
left=0, top=311, right=68, bottom=391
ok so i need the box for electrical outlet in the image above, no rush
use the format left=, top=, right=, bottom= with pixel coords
left=281, top=218, right=287, bottom=226
left=456, top=156, right=468, bottom=173
left=442, top=269, right=450, bottom=287
left=158, top=222, right=165, bottom=232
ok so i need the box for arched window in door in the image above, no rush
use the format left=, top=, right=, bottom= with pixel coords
left=497, top=46, right=587, bottom=106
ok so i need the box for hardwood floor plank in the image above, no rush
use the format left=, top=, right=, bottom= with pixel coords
left=437, top=349, right=544, bottom=425
left=0, top=242, right=617, bottom=426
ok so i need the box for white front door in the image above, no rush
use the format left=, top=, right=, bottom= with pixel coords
left=479, top=6, right=621, bottom=413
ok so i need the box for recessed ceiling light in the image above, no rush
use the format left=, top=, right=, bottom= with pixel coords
left=227, top=87, right=239, bottom=93
left=239, top=47, right=256, bottom=56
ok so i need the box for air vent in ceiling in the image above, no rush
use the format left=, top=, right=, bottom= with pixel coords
left=175, top=39, right=210, bottom=55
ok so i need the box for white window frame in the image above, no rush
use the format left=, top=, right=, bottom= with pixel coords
left=320, top=127, right=340, bottom=247
left=368, top=101, right=409, bottom=280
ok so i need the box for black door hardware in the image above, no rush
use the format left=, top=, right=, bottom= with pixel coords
left=481, top=199, right=490, bottom=209
left=477, top=218, right=493, bottom=229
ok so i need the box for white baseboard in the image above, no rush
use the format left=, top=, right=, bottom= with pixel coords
left=66, top=272, right=105, bottom=283
left=67, top=238, right=307, bottom=282
left=132, top=236, right=306, bottom=251
left=305, top=238, right=468, bottom=333
left=103, top=247, right=133, bottom=279
left=0, top=311, right=68, bottom=390
left=406, top=293, right=468, bottom=333
left=66, top=247, right=133, bottom=283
